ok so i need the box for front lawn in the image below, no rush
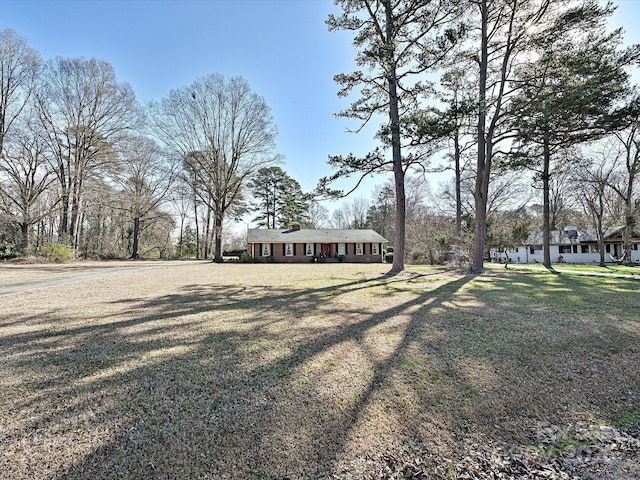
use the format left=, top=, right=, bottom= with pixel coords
left=0, top=263, right=638, bottom=479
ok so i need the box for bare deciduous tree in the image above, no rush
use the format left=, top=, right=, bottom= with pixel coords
left=170, top=181, right=193, bottom=259
left=0, top=28, right=40, bottom=157
left=36, top=57, right=139, bottom=250
left=307, top=200, right=331, bottom=229
left=331, top=196, right=370, bottom=229
left=148, top=74, right=279, bottom=262
left=111, top=135, right=175, bottom=259
left=0, top=113, right=57, bottom=252
left=610, top=125, right=640, bottom=264
left=572, top=147, right=618, bottom=266
left=0, top=28, right=43, bottom=253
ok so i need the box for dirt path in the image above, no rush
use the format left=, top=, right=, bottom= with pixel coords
left=0, top=261, right=203, bottom=295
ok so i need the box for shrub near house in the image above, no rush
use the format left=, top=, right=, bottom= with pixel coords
left=247, top=224, right=387, bottom=264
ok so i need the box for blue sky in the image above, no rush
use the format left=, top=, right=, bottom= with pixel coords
left=2, top=0, right=380, bottom=202
left=2, top=0, right=640, bottom=212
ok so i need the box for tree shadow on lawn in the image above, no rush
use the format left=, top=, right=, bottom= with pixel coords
left=39, top=274, right=478, bottom=479
left=2, top=269, right=638, bottom=479
left=2, top=271, right=471, bottom=478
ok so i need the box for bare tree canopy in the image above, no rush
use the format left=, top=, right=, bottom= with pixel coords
left=0, top=28, right=40, bottom=156
left=609, top=125, right=640, bottom=264
left=147, top=73, right=279, bottom=262
left=0, top=110, right=57, bottom=252
left=35, top=56, right=140, bottom=249
left=0, top=29, right=45, bottom=252
left=110, top=134, right=176, bottom=259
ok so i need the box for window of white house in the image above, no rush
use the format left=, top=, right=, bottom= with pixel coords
left=559, top=245, right=572, bottom=254
left=371, top=243, right=379, bottom=255
left=590, top=244, right=599, bottom=253
left=580, top=245, right=589, bottom=254
left=285, top=243, right=294, bottom=256
left=530, top=246, right=542, bottom=254
left=261, top=244, right=270, bottom=257
left=355, top=243, right=363, bottom=255
left=605, top=244, right=611, bottom=253
left=337, top=243, right=346, bottom=256
left=305, top=243, right=314, bottom=256
left=633, top=243, right=639, bottom=251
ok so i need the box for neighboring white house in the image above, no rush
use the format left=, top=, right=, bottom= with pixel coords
left=500, top=226, right=640, bottom=264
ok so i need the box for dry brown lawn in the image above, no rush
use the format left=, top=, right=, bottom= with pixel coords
left=0, top=261, right=638, bottom=479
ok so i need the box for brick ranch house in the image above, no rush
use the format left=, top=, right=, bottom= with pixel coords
left=501, top=226, right=640, bottom=264
left=247, top=224, right=388, bottom=263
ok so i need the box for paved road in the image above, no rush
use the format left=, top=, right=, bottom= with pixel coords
left=0, top=261, right=199, bottom=295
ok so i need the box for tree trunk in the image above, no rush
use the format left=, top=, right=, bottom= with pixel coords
left=472, top=0, right=489, bottom=274
left=623, top=216, right=635, bottom=265
left=542, top=135, right=552, bottom=268
left=131, top=216, right=140, bottom=259
left=193, top=197, right=200, bottom=259
left=178, top=214, right=185, bottom=259
left=598, top=237, right=606, bottom=266
left=623, top=178, right=636, bottom=264
left=19, top=223, right=29, bottom=253
left=70, top=179, right=82, bottom=252
left=59, top=192, right=70, bottom=240
left=454, top=127, right=462, bottom=255
left=204, top=205, right=211, bottom=260
left=213, top=212, right=224, bottom=263
left=386, top=2, right=405, bottom=274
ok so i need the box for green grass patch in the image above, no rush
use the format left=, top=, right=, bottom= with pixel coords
left=488, top=262, right=640, bottom=276
left=614, top=408, right=640, bottom=429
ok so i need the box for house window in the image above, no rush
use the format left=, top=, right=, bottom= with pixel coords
left=605, top=244, right=611, bottom=253
left=530, top=246, right=542, bottom=254
left=355, top=243, right=363, bottom=255
left=305, top=243, right=314, bottom=256
left=337, top=243, right=346, bottom=256
left=633, top=243, right=639, bottom=251
left=559, top=245, right=572, bottom=254
left=371, top=243, right=379, bottom=255
left=285, top=243, right=294, bottom=256
left=261, top=244, right=270, bottom=257
left=580, top=245, right=589, bottom=254
left=591, top=244, right=599, bottom=253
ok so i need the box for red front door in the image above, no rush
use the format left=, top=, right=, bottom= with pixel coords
left=321, top=243, right=332, bottom=258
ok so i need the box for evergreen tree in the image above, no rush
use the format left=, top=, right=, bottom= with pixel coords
left=508, top=0, right=639, bottom=266
left=321, top=0, right=463, bottom=273
left=248, top=166, right=309, bottom=229
left=469, top=0, right=554, bottom=273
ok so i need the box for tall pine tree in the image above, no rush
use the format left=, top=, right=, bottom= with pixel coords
left=248, top=166, right=309, bottom=229
left=508, top=0, right=640, bottom=267
left=321, top=0, right=463, bottom=273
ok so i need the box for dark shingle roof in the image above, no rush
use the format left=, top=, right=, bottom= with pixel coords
left=247, top=228, right=387, bottom=244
